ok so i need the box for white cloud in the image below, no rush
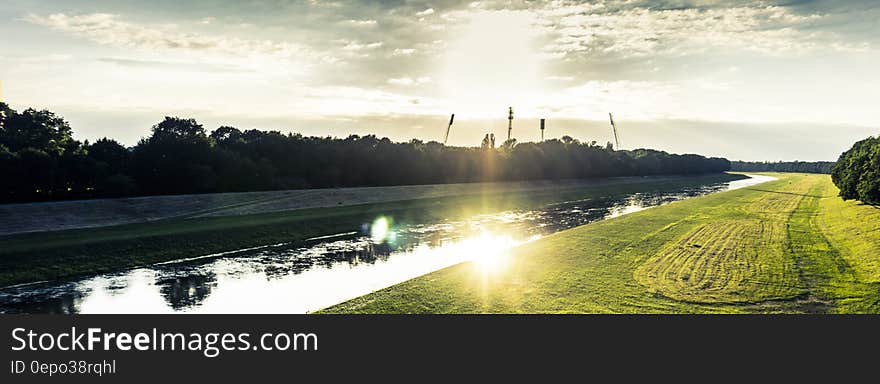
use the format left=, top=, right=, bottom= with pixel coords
left=392, top=48, right=416, bottom=56
left=416, top=8, right=435, bottom=17
left=387, top=76, right=431, bottom=86
left=334, top=40, right=384, bottom=59
left=0, top=54, right=72, bottom=63
left=535, top=4, right=851, bottom=58
left=306, top=0, right=342, bottom=8
left=297, top=85, right=438, bottom=118
left=439, top=2, right=866, bottom=60
left=340, top=40, right=383, bottom=51
left=344, top=19, right=377, bottom=27
left=24, top=13, right=324, bottom=61
left=546, top=75, right=574, bottom=82
left=540, top=80, right=678, bottom=120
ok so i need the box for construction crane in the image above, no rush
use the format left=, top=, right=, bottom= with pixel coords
left=609, top=112, right=620, bottom=150
left=507, top=107, right=514, bottom=141
left=443, top=113, right=454, bottom=145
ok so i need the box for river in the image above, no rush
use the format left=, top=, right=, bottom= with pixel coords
left=0, top=174, right=775, bottom=313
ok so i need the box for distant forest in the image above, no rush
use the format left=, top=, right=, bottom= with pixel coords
left=731, top=161, right=835, bottom=174
left=0, top=103, right=730, bottom=203
left=832, top=136, right=880, bottom=205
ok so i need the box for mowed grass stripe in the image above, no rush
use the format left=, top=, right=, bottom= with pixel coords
left=634, top=219, right=800, bottom=303
left=634, top=176, right=809, bottom=304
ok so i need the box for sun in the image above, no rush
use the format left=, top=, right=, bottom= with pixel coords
left=438, top=10, right=545, bottom=118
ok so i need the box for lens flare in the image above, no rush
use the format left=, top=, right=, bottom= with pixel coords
left=370, top=216, right=391, bottom=243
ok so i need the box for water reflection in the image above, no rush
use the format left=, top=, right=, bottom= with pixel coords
left=156, top=271, right=217, bottom=310
left=0, top=289, right=84, bottom=314
left=0, top=175, right=773, bottom=314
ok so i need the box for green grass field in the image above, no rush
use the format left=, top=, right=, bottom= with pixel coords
left=323, top=173, right=880, bottom=313
left=0, top=174, right=739, bottom=287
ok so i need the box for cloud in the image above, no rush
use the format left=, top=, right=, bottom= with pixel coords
left=546, top=75, right=575, bottom=82
left=416, top=8, right=435, bottom=17
left=296, top=85, right=439, bottom=118
left=437, top=1, right=869, bottom=59
left=534, top=2, right=861, bottom=58
left=541, top=80, right=678, bottom=120
left=344, top=19, right=377, bottom=27
left=387, top=76, right=431, bottom=86
left=391, top=48, right=416, bottom=56
left=340, top=40, right=383, bottom=51
left=24, top=13, right=325, bottom=61
left=0, top=54, right=72, bottom=63
left=306, top=0, right=342, bottom=8
left=333, top=40, right=384, bottom=60
left=97, top=57, right=253, bottom=73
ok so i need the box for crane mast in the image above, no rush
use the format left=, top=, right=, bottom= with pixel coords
left=507, top=107, right=513, bottom=141
left=609, top=113, right=620, bottom=150
left=443, top=113, right=454, bottom=145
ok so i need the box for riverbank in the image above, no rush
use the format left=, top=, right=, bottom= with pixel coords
left=0, top=173, right=743, bottom=288
left=322, top=173, right=880, bottom=314
left=0, top=175, right=736, bottom=236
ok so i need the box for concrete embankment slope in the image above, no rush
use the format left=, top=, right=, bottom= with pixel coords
left=0, top=175, right=714, bottom=236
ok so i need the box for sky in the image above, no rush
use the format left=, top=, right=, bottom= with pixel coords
left=1, top=0, right=878, bottom=161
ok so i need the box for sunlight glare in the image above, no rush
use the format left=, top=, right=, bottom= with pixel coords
left=464, top=232, right=516, bottom=274
left=439, top=10, right=545, bottom=117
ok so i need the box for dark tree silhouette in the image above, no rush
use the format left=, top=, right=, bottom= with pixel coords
left=0, top=104, right=732, bottom=203
left=731, top=161, right=834, bottom=174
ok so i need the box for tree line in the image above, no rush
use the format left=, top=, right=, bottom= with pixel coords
left=0, top=103, right=730, bottom=203
left=730, top=161, right=834, bottom=174
left=832, top=136, right=880, bottom=205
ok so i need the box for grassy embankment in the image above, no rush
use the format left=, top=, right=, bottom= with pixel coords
left=0, top=173, right=740, bottom=287
left=324, top=173, right=880, bottom=314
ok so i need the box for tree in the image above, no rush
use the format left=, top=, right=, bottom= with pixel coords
left=0, top=104, right=88, bottom=201
left=560, top=135, right=578, bottom=145
left=131, top=117, right=215, bottom=195
left=84, top=138, right=134, bottom=197
left=152, top=117, right=208, bottom=139
left=832, top=136, right=880, bottom=204
left=0, top=102, right=11, bottom=130
left=210, top=126, right=243, bottom=147
left=0, top=108, right=76, bottom=155
left=88, top=138, right=129, bottom=174
left=731, top=161, right=835, bottom=174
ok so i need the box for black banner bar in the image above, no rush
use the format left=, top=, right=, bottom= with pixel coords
left=1, top=315, right=876, bottom=382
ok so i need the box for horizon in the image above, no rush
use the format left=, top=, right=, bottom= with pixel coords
left=2, top=0, right=879, bottom=161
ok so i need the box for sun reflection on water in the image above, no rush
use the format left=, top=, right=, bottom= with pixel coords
left=457, top=232, right=519, bottom=274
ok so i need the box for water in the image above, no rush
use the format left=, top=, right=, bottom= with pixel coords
left=0, top=174, right=775, bottom=314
